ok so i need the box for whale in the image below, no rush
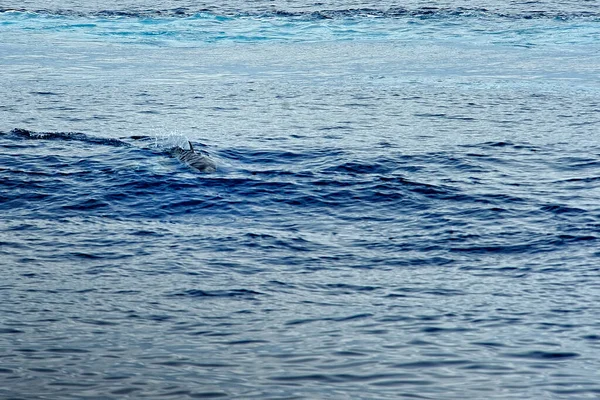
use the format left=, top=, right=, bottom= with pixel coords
left=170, top=141, right=216, bottom=173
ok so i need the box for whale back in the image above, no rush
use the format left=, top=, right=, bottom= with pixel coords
left=170, top=141, right=216, bottom=173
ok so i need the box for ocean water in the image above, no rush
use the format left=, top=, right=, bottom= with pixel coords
left=1, top=1, right=600, bottom=399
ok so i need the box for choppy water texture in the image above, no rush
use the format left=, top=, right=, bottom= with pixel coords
left=1, top=0, right=600, bottom=399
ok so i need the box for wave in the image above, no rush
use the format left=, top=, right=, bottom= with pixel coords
left=2, top=128, right=217, bottom=173
left=2, top=5, right=597, bottom=46
left=1, top=128, right=597, bottom=269
left=3, top=2, right=599, bottom=53
left=8, top=128, right=132, bottom=147
left=2, top=6, right=599, bottom=21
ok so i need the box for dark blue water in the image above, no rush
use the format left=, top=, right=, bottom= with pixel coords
left=1, top=1, right=600, bottom=398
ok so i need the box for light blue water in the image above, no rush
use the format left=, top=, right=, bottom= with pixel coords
left=1, top=1, right=600, bottom=399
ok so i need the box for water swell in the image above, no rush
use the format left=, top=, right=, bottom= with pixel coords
left=4, top=128, right=217, bottom=173
left=2, top=127, right=600, bottom=398
left=3, top=6, right=597, bottom=46
left=1, top=127, right=456, bottom=223
left=1, top=129, right=223, bottom=218
left=2, top=6, right=599, bottom=20
left=8, top=128, right=131, bottom=147
left=2, top=128, right=598, bottom=264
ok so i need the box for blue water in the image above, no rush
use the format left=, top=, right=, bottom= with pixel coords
left=1, top=1, right=600, bottom=399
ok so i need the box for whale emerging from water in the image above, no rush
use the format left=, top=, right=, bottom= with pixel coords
left=169, top=141, right=216, bottom=173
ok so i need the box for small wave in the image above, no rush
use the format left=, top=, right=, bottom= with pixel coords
left=7, top=128, right=130, bottom=147
left=2, top=6, right=597, bottom=46
left=3, top=128, right=217, bottom=175
left=169, top=288, right=263, bottom=298
left=324, top=160, right=394, bottom=175
left=540, top=204, right=587, bottom=214
left=2, top=6, right=599, bottom=21
left=503, top=350, right=580, bottom=360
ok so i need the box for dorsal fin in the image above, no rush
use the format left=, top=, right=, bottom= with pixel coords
left=188, top=141, right=195, bottom=152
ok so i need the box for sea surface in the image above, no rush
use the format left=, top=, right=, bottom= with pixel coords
left=1, top=0, right=600, bottom=399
